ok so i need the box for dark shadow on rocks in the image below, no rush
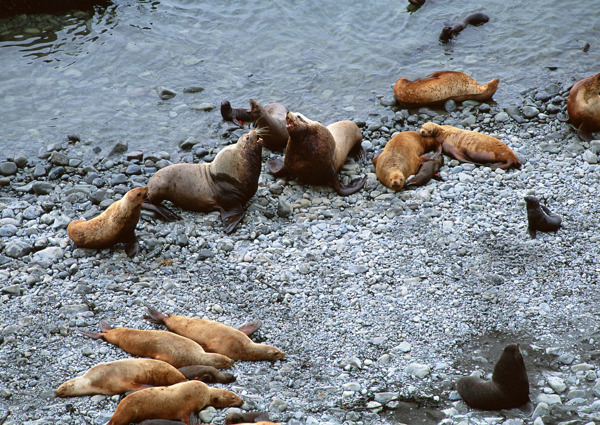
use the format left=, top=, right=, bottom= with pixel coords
left=0, top=0, right=112, bottom=18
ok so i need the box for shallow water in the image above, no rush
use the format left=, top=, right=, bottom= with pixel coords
left=1, top=0, right=599, bottom=157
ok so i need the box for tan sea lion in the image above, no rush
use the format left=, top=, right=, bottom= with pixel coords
left=249, top=99, right=289, bottom=151
left=372, top=131, right=441, bottom=190
left=393, top=71, right=499, bottom=107
left=144, top=306, right=285, bottom=361
left=67, top=186, right=147, bottom=258
left=143, top=130, right=263, bottom=233
left=79, top=320, right=233, bottom=369
left=419, top=122, right=521, bottom=170
left=267, top=112, right=367, bottom=196
left=567, top=72, right=600, bottom=141
left=456, top=343, right=533, bottom=413
left=106, top=380, right=243, bottom=425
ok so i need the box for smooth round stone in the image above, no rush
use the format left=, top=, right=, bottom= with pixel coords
left=0, top=162, right=17, bottom=176
left=444, top=100, right=457, bottom=112
left=269, top=396, right=288, bottom=412
left=405, top=363, right=430, bottom=378
left=522, top=106, right=540, bottom=118
left=50, top=151, right=69, bottom=166
left=0, top=224, right=18, bottom=237
left=48, top=167, right=65, bottom=180
left=495, top=112, right=509, bottom=122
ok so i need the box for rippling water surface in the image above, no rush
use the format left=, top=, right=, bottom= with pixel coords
left=1, top=0, right=598, bottom=156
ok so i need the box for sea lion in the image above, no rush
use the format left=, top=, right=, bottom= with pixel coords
left=107, top=380, right=243, bottom=425
left=266, top=112, right=367, bottom=196
left=142, top=130, right=263, bottom=233
left=372, top=131, right=441, bottom=190
left=221, top=101, right=253, bottom=125
left=440, top=12, right=490, bottom=42
left=55, top=358, right=186, bottom=397
left=249, top=99, right=289, bottom=151
left=393, top=71, right=499, bottom=107
left=177, top=365, right=236, bottom=383
left=523, top=195, right=562, bottom=238
left=567, top=73, right=600, bottom=141
left=144, top=306, right=285, bottom=361
left=405, top=152, right=445, bottom=188
left=457, top=343, right=532, bottom=412
left=419, top=122, right=521, bottom=170
left=79, top=320, right=233, bottom=369
left=67, top=186, right=147, bottom=258
left=225, top=412, right=268, bottom=425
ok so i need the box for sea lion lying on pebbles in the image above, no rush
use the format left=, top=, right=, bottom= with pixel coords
left=405, top=152, right=444, bottom=188
left=177, top=365, right=235, bottom=383
left=439, top=12, right=490, bottom=42
left=567, top=72, right=600, bottom=141
left=524, top=195, right=562, bottom=238
left=249, top=99, right=289, bottom=151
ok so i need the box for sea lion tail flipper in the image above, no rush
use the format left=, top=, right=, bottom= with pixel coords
left=124, top=237, right=139, bottom=258
left=578, top=124, right=593, bottom=142
left=220, top=206, right=245, bottom=234
left=100, top=320, right=112, bottom=332
left=237, top=319, right=262, bottom=336
left=142, top=201, right=182, bottom=222
left=350, top=143, right=367, bottom=165
left=332, top=173, right=366, bottom=196
left=266, top=157, right=288, bottom=177
left=78, top=329, right=105, bottom=340
left=143, top=305, right=168, bottom=325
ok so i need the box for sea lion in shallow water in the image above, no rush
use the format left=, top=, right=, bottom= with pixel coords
left=80, top=320, right=233, bottom=369
left=419, top=122, right=521, bottom=170
left=107, top=381, right=243, bottom=425
left=267, top=112, right=366, bottom=195
left=405, top=152, right=444, bottom=188
left=249, top=99, right=289, bottom=151
left=67, top=186, right=147, bottom=258
left=372, top=131, right=441, bottom=190
left=440, top=12, right=490, bottom=42
left=393, top=71, right=499, bottom=107
left=457, top=343, right=532, bottom=412
left=144, top=306, right=284, bottom=361
left=221, top=101, right=253, bottom=125
left=523, top=195, right=562, bottom=238
left=567, top=73, right=600, bottom=141
left=143, top=130, right=262, bottom=233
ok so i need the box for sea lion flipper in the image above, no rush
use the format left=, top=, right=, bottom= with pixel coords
left=528, top=226, right=537, bottom=239
left=78, top=329, right=104, bottom=340
left=577, top=124, right=593, bottom=142
left=100, top=320, right=112, bottom=332
left=518, top=401, right=534, bottom=415
left=266, top=157, right=288, bottom=177
left=442, top=143, right=473, bottom=163
left=237, top=319, right=262, bottom=336
left=143, top=305, right=168, bottom=325
left=124, top=237, right=139, bottom=258
left=219, top=206, right=245, bottom=234
left=142, top=201, right=182, bottom=222
left=433, top=173, right=444, bottom=181
left=331, top=172, right=366, bottom=196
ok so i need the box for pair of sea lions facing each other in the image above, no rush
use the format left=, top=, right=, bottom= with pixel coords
left=567, top=72, right=600, bottom=142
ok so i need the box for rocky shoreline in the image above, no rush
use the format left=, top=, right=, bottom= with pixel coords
left=1, top=83, right=600, bottom=425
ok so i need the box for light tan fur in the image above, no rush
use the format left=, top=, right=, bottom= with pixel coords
left=326, top=121, right=363, bottom=170
left=567, top=73, right=600, bottom=141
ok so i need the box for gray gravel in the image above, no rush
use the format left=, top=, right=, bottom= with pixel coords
left=1, top=83, right=600, bottom=425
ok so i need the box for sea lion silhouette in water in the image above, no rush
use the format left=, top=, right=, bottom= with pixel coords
left=221, top=101, right=253, bottom=125
left=440, top=12, right=490, bottom=42
left=393, top=71, right=499, bottom=107
left=405, top=152, right=444, bottom=188
left=457, top=343, right=533, bottom=413
left=567, top=72, right=600, bottom=141
left=523, top=195, right=562, bottom=238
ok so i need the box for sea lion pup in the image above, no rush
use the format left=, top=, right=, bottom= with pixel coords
left=393, top=71, right=499, bottom=107
left=523, top=195, right=562, bottom=239
left=405, top=152, right=444, bottom=188
left=226, top=411, right=279, bottom=425
left=419, top=122, right=521, bottom=170
left=142, top=130, right=263, bottom=233
left=107, top=381, right=243, bottom=425
left=266, top=112, right=367, bottom=196
left=79, top=320, right=233, bottom=369
left=567, top=73, right=600, bottom=141
left=440, top=12, right=490, bottom=42
left=67, top=186, right=147, bottom=258
left=55, top=358, right=186, bottom=397
left=144, top=306, right=285, bottom=361
left=457, top=343, right=532, bottom=413
left=177, top=365, right=235, bottom=383
left=372, top=131, right=441, bottom=190
left=221, top=101, right=253, bottom=125
left=249, top=99, right=289, bottom=151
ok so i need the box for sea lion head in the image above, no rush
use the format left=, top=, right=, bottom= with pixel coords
left=210, top=388, right=244, bottom=408
left=523, top=195, right=539, bottom=208
left=285, top=111, right=310, bottom=134
left=240, top=129, right=263, bottom=151
left=419, top=122, right=439, bottom=138
left=388, top=171, right=405, bottom=191
left=264, top=346, right=285, bottom=361
left=249, top=99, right=264, bottom=122
left=124, top=186, right=149, bottom=207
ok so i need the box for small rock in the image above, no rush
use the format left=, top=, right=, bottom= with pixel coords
left=405, top=363, right=430, bottom=379
left=50, top=152, right=69, bottom=166
left=0, top=162, right=18, bottom=176
left=156, top=86, right=177, bottom=100
left=269, top=396, right=288, bottom=412
left=522, top=106, right=540, bottom=119
left=547, top=376, right=566, bottom=393
left=277, top=198, right=293, bottom=218
left=536, top=393, right=562, bottom=405
left=532, top=402, right=549, bottom=420
left=571, top=363, right=594, bottom=373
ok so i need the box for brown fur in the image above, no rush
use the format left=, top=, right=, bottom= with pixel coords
left=67, top=186, right=147, bottom=257
left=107, top=381, right=243, bottom=425
left=249, top=99, right=288, bottom=151
left=55, top=358, right=186, bottom=397
left=177, top=365, right=235, bottom=383
left=420, top=122, right=521, bottom=170
left=393, top=71, right=499, bottom=107
left=567, top=73, right=600, bottom=141
left=144, top=307, right=284, bottom=362
left=372, top=131, right=441, bottom=190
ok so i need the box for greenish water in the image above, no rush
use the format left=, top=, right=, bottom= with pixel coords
left=0, top=0, right=598, bottom=157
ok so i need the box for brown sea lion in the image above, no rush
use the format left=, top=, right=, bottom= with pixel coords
left=221, top=101, right=253, bottom=125
left=55, top=358, right=186, bottom=397
left=249, top=99, right=289, bottom=151
left=225, top=412, right=268, bottom=425
left=393, top=71, right=499, bottom=107
left=142, top=130, right=263, bottom=233
left=67, top=186, right=147, bottom=258
left=439, top=12, right=490, bottom=42
left=456, top=343, right=532, bottom=413
left=372, top=131, right=441, bottom=190
left=79, top=320, right=233, bottom=369
left=267, top=112, right=367, bottom=196
left=524, top=196, right=562, bottom=239
left=144, top=306, right=285, bottom=362
left=567, top=73, right=600, bottom=141
left=107, top=380, right=243, bottom=425
left=177, top=365, right=236, bottom=384
left=419, top=122, right=521, bottom=170
left=405, top=152, right=445, bottom=188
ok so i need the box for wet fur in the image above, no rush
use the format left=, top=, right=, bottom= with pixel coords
left=439, top=12, right=489, bottom=42
left=567, top=73, right=600, bottom=141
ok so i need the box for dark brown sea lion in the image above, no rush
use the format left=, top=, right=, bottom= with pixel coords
left=106, top=381, right=243, bottom=425
left=221, top=101, right=253, bottom=125
left=524, top=196, right=562, bottom=239
left=249, top=99, right=289, bottom=151
left=440, top=12, right=490, bottom=42
left=420, top=122, right=521, bottom=170
left=144, top=306, right=284, bottom=361
left=139, top=417, right=198, bottom=425
left=225, top=412, right=269, bottom=425
left=393, top=71, right=499, bottom=107
left=567, top=73, right=600, bottom=141
left=177, top=365, right=236, bottom=384
left=79, top=320, right=233, bottom=369
left=456, top=343, right=533, bottom=413
left=55, top=358, right=186, bottom=397
left=142, top=130, right=263, bottom=233
left=372, top=131, right=441, bottom=190
left=405, top=152, right=444, bottom=188
left=266, top=112, right=366, bottom=196
left=67, top=186, right=147, bottom=258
